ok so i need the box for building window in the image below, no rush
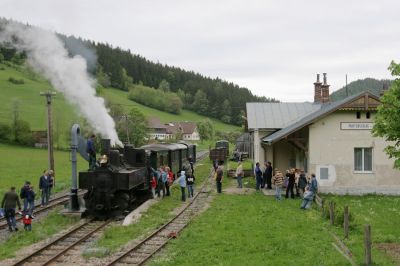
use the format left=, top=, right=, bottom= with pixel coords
left=354, top=148, right=372, bottom=172
left=356, top=111, right=361, bottom=119
left=320, top=167, right=329, bottom=179
left=366, top=111, right=371, bottom=119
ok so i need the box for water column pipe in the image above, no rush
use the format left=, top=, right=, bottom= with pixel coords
left=70, top=124, right=80, bottom=211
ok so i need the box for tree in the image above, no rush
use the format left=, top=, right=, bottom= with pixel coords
left=116, top=107, right=148, bottom=147
left=372, top=61, right=400, bottom=168
left=197, top=119, right=214, bottom=143
left=220, top=99, right=232, bottom=124
left=158, top=79, right=170, bottom=92
left=192, top=90, right=208, bottom=115
left=97, top=65, right=111, bottom=87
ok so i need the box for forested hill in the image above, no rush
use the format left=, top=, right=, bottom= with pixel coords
left=330, top=78, right=392, bottom=101
left=78, top=40, right=278, bottom=126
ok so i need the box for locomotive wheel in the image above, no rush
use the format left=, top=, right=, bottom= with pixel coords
left=113, top=192, right=130, bottom=211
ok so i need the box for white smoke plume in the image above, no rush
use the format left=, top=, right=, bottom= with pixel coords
left=0, top=21, right=122, bottom=146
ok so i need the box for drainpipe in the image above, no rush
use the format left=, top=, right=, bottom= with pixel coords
left=70, top=124, right=80, bottom=211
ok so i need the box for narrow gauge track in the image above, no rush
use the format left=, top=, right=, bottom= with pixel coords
left=0, top=192, right=83, bottom=230
left=196, top=150, right=209, bottom=161
left=11, top=218, right=111, bottom=266
left=107, top=169, right=213, bottom=266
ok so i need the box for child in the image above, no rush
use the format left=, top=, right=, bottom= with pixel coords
left=22, top=213, right=32, bottom=231
left=150, top=174, right=157, bottom=199
left=272, top=170, right=284, bottom=200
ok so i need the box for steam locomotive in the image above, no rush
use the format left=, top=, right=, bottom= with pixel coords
left=78, top=140, right=196, bottom=218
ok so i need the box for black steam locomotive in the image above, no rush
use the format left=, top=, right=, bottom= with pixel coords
left=78, top=140, right=196, bottom=218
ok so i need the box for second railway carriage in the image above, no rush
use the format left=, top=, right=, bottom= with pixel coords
left=140, top=143, right=188, bottom=175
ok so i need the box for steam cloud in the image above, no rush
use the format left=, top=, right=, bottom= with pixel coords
left=0, top=22, right=122, bottom=146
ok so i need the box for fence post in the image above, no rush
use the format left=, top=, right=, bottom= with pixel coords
left=344, top=206, right=349, bottom=238
left=364, top=224, right=372, bottom=266
left=329, top=201, right=335, bottom=225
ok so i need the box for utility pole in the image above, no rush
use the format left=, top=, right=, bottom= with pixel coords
left=40, top=91, right=56, bottom=183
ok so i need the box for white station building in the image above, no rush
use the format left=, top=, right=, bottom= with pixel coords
left=246, top=74, right=400, bottom=195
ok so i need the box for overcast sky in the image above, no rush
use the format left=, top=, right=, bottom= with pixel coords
left=1, top=0, right=399, bottom=101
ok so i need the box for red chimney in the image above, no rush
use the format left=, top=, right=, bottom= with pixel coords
left=314, top=74, right=322, bottom=103
left=321, top=73, right=330, bottom=103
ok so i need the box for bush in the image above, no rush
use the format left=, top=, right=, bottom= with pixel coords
left=128, top=84, right=183, bottom=114
left=8, top=77, right=25, bottom=84
left=12, top=119, right=34, bottom=146
left=0, top=123, right=12, bottom=142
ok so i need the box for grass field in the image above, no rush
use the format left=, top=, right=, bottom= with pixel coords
left=0, top=143, right=87, bottom=196
left=321, top=194, right=400, bottom=265
left=0, top=62, right=84, bottom=148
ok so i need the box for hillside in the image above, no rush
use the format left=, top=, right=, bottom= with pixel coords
left=330, top=78, right=392, bottom=101
left=0, top=62, right=240, bottom=148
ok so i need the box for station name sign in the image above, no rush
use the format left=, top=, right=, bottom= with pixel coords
left=340, top=122, right=373, bottom=130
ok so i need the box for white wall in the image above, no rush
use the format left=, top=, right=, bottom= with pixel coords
left=309, top=110, right=400, bottom=194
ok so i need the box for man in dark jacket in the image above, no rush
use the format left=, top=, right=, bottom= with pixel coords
left=254, top=162, right=263, bottom=190
left=265, top=161, right=273, bottom=189
left=39, top=170, right=50, bottom=206
left=1, top=187, right=21, bottom=232
left=20, top=181, right=31, bottom=212
left=86, top=134, right=96, bottom=170
left=285, top=168, right=296, bottom=199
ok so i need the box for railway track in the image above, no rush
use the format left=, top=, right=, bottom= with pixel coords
left=196, top=150, right=209, bottom=161
left=0, top=192, right=81, bottom=230
left=11, top=218, right=111, bottom=266
left=106, top=169, right=213, bottom=266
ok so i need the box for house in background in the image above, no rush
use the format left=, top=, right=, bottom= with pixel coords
left=246, top=73, right=400, bottom=195
left=147, top=117, right=168, bottom=140
left=148, top=118, right=200, bottom=141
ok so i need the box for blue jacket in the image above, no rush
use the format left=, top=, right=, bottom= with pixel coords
left=26, top=189, right=36, bottom=202
left=39, top=175, right=50, bottom=189
left=310, top=177, right=318, bottom=193
left=179, top=173, right=186, bottom=187
left=86, top=138, right=96, bottom=155
left=161, top=172, right=168, bottom=183
left=255, top=166, right=262, bottom=178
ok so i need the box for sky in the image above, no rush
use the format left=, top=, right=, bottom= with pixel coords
left=1, top=0, right=399, bottom=102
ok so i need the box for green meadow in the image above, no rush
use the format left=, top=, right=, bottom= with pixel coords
left=0, top=143, right=87, bottom=196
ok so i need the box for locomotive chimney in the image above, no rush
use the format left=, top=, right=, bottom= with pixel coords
left=101, top=139, right=111, bottom=155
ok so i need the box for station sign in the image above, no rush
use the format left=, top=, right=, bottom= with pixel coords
left=340, top=122, right=373, bottom=130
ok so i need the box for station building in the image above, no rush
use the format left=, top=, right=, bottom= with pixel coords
left=245, top=74, right=400, bottom=195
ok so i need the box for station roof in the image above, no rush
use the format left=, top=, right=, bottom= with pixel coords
left=246, top=102, right=321, bottom=130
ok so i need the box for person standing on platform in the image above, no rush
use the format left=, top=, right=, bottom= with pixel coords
left=254, top=162, right=263, bottom=190
left=265, top=161, right=273, bottom=189
left=235, top=162, right=244, bottom=188
left=216, top=163, right=224, bottom=193
left=285, top=168, right=296, bottom=199
left=86, top=134, right=96, bottom=171
left=272, top=170, right=284, bottom=201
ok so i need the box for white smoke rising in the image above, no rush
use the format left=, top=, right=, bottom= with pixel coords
left=0, top=22, right=122, bottom=146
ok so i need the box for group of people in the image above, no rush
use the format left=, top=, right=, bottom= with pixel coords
left=149, top=158, right=196, bottom=203
left=253, top=162, right=319, bottom=209
left=271, top=167, right=318, bottom=209
left=0, top=169, right=55, bottom=232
